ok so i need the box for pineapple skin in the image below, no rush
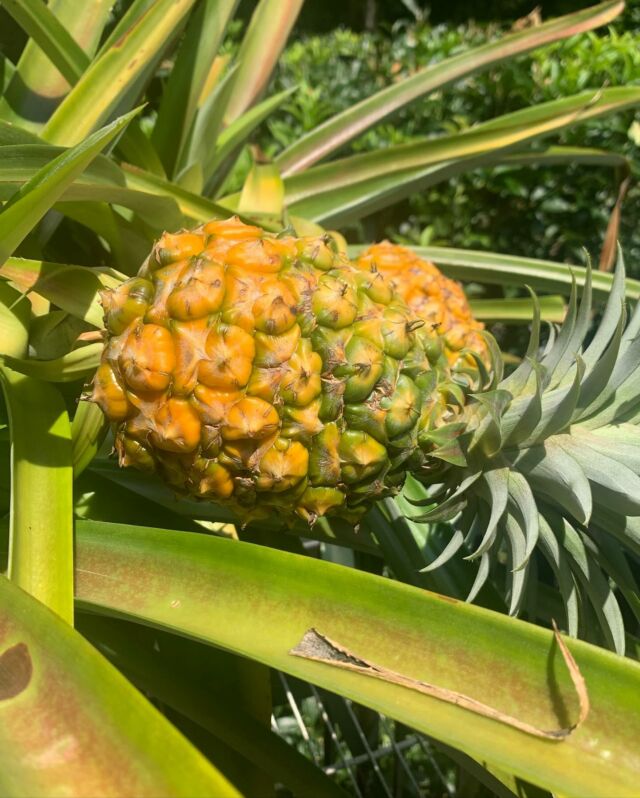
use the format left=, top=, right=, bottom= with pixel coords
left=356, top=242, right=487, bottom=365
left=92, top=218, right=480, bottom=524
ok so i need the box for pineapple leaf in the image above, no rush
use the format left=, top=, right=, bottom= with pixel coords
left=0, top=256, right=114, bottom=328
left=1, top=0, right=90, bottom=85
left=217, top=0, right=303, bottom=127
left=203, top=86, right=297, bottom=192
left=152, top=0, right=238, bottom=177
left=283, top=88, right=640, bottom=224
left=275, top=0, right=624, bottom=175
left=0, top=368, right=73, bottom=622
left=0, top=0, right=112, bottom=130
left=0, top=109, right=139, bottom=265
left=42, top=0, right=197, bottom=146
left=74, top=518, right=640, bottom=797
left=1, top=342, right=102, bottom=383
left=0, top=575, right=239, bottom=796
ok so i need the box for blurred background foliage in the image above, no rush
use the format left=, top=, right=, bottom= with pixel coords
left=219, top=0, right=640, bottom=269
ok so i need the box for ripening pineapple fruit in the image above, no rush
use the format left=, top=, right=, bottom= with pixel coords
left=91, top=217, right=486, bottom=524
left=92, top=217, right=640, bottom=652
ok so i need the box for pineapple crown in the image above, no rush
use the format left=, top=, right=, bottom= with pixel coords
left=411, top=251, right=640, bottom=654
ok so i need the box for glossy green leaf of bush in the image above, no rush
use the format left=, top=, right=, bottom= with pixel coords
left=75, top=520, right=640, bottom=798
left=0, top=575, right=240, bottom=798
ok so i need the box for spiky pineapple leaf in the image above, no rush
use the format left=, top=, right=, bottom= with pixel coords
left=412, top=254, right=640, bottom=653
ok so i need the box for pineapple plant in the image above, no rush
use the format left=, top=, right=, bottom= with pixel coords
left=1, top=1, right=640, bottom=797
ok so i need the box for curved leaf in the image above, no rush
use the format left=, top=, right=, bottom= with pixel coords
left=0, top=575, right=239, bottom=798
left=75, top=520, right=640, bottom=798
left=42, top=0, right=197, bottom=146
left=0, top=110, right=138, bottom=265
left=275, top=0, right=624, bottom=174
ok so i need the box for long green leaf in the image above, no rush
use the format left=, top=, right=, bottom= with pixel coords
left=80, top=613, right=348, bottom=798
left=2, top=342, right=102, bottom=383
left=152, top=0, right=238, bottom=176
left=204, top=86, right=297, bottom=189
left=0, top=0, right=112, bottom=130
left=217, top=0, right=303, bottom=126
left=0, top=0, right=90, bottom=85
left=282, top=88, right=640, bottom=217
left=75, top=520, right=640, bottom=798
left=0, top=282, right=30, bottom=358
left=0, top=145, right=183, bottom=231
left=0, top=110, right=138, bottom=265
left=0, top=369, right=73, bottom=622
left=1, top=256, right=113, bottom=328
left=275, top=0, right=624, bottom=175
left=0, top=575, right=240, bottom=797
left=471, top=296, right=566, bottom=324
left=42, top=0, right=197, bottom=146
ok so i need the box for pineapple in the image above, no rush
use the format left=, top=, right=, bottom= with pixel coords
left=92, top=217, right=640, bottom=651
left=91, top=217, right=487, bottom=524
left=356, top=242, right=488, bottom=365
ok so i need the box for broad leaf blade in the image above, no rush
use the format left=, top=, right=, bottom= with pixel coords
left=75, top=520, right=640, bottom=798
left=0, top=575, right=240, bottom=798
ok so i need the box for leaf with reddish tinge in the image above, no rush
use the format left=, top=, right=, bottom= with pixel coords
left=0, top=575, right=240, bottom=798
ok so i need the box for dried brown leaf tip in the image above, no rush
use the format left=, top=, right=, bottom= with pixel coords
left=290, top=623, right=589, bottom=741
